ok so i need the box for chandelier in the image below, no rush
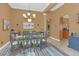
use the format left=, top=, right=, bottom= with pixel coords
left=22, top=3, right=36, bottom=22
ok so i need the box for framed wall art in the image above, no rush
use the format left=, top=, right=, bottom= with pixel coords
left=3, top=18, right=10, bottom=31
left=23, top=22, right=34, bottom=30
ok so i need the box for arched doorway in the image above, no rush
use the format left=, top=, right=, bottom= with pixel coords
left=59, top=16, right=69, bottom=40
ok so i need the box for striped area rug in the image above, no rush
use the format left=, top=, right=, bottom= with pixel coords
left=10, top=43, right=69, bottom=56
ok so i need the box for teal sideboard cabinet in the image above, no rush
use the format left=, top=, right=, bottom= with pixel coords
left=68, top=36, right=79, bottom=52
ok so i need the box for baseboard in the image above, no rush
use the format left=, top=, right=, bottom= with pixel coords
left=0, top=41, right=10, bottom=51
left=49, top=36, right=60, bottom=42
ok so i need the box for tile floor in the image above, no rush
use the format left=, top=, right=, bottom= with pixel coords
left=48, top=37, right=79, bottom=56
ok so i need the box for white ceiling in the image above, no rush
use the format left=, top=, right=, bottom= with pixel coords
left=51, top=3, right=64, bottom=11
left=8, top=3, right=64, bottom=12
left=8, top=3, right=50, bottom=12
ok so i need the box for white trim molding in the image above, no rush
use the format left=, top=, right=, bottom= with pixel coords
left=49, top=36, right=60, bottom=42
left=42, top=3, right=50, bottom=12
left=8, top=3, right=50, bottom=12
left=0, top=41, right=10, bottom=51
left=51, top=3, right=64, bottom=11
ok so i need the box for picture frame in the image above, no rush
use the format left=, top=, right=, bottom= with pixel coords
left=23, top=22, right=34, bottom=30
left=3, top=18, right=10, bottom=31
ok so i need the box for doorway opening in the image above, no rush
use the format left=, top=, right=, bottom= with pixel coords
left=59, top=16, right=69, bottom=40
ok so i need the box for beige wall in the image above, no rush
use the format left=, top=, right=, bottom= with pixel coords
left=49, top=3, right=79, bottom=39
left=0, top=3, right=11, bottom=47
left=11, top=8, right=45, bottom=32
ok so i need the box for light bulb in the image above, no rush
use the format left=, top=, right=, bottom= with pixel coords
left=22, top=13, right=27, bottom=18
left=32, top=14, right=36, bottom=18
left=28, top=18, right=32, bottom=22
left=43, top=13, right=47, bottom=15
left=27, top=12, right=31, bottom=16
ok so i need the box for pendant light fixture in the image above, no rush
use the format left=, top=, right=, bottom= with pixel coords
left=22, top=3, right=36, bottom=22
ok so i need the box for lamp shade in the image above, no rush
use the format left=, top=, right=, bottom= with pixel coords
left=28, top=18, right=32, bottom=22
left=32, top=14, right=36, bottom=18
left=27, top=12, right=31, bottom=16
left=22, top=13, right=27, bottom=18
left=43, top=13, right=47, bottom=16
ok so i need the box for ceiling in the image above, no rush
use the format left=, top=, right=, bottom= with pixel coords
left=50, top=3, right=64, bottom=11
left=8, top=3, right=64, bottom=12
